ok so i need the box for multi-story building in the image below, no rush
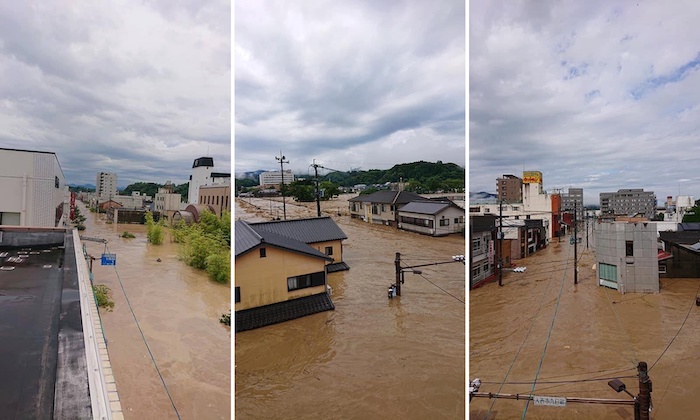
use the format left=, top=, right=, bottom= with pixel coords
left=259, top=170, right=295, bottom=188
left=496, top=174, right=522, bottom=202
left=600, top=189, right=656, bottom=219
left=470, top=215, right=497, bottom=289
left=595, top=221, right=659, bottom=293
left=188, top=156, right=230, bottom=205
left=154, top=182, right=182, bottom=221
left=198, top=183, right=231, bottom=217
left=0, top=148, right=67, bottom=227
left=96, top=172, right=118, bottom=200
left=561, top=187, right=584, bottom=222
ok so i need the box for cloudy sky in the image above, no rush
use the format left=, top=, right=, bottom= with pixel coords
left=0, top=0, right=230, bottom=188
left=470, top=1, right=700, bottom=205
left=234, top=0, right=465, bottom=177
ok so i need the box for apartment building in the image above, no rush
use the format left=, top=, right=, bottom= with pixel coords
left=259, top=170, right=295, bottom=188
left=95, top=172, right=117, bottom=200
left=496, top=174, right=522, bottom=202
left=600, top=189, right=656, bottom=219
left=561, top=188, right=584, bottom=220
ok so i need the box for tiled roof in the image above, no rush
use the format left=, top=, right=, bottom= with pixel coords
left=398, top=201, right=454, bottom=215
left=659, top=231, right=700, bottom=246
left=235, top=220, right=332, bottom=260
left=234, top=220, right=262, bottom=256
left=250, top=216, right=348, bottom=243
left=235, top=292, right=334, bottom=332
left=348, top=190, right=424, bottom=204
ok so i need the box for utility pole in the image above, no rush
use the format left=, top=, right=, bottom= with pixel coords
left=275, top=152, right=288, bottom=220
left=574, top=201, right=578, bottom=285
left=498, top=200, right=503, bottom=286
left=638, top=362, right=652, bottom=420
left=312, top=160, right=321, bottom=217
left=395, top=252, right=402, bottom=296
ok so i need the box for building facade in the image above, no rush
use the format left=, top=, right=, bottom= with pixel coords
left=600, top=189, right=656, bottom=219
left=259, top=170, right=295, bottom=187
left=470, top=215, right=496, bottom=289
left=496, top=174, right=522, bottom=202
left=561, top=188, right=584, bottom=220
left=188, top=157, right=230, bottom=205
left=0, top=148, right=67, bottom=227
left=95, top=172, right=118, bottom=200
left=595, top=221, right=659, bottom=293
left=154, top=183, right=182, bottom=221
left=198, top=183, right=231, bottom=217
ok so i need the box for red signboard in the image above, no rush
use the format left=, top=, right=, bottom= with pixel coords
left=70, top=192, right=76, bottom=220
left=488, top=241, right=494, bottom=264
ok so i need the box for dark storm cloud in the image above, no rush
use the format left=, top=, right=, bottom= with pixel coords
left=235, top=0, right=465, bottom=174
left=470, top=0, right=700, bottom=204
left=0, top=0, right=230, bottom=187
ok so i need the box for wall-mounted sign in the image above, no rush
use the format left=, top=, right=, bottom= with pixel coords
left=101, top=253, right=117, bottom=266
left=523, top=171, right=543, bottom=184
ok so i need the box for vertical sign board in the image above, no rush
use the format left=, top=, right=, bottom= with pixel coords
left=533, top=396, right=567, bottom=407
left=488, top=241, right=494, bottom=264
left=101, top=253, right=117, bottom=266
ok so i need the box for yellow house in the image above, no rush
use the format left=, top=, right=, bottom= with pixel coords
left=248, top=216, right=349, bottom=272
left=235, top=219, right=338, bottom=332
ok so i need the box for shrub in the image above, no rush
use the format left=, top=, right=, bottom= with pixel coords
left=205, top=250, right=230, bottom=284
left=145, top=211, right=164, bottom=245
left=121, top=231, right=136, bottom=238
left=93, top=284, right=115, bottom=311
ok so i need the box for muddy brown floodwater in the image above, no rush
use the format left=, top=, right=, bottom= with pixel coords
left=234, top=194, right=466, bottom=419
left=470, top=235, right=700, bottom=419
left=79, top=203, right=231, bottom=419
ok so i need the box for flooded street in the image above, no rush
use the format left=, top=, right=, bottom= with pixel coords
left=234, top=194, right=466, bottom=419
left=80, top=203, right=231, bottom=419
left=470, top=236, right=700, bottom=419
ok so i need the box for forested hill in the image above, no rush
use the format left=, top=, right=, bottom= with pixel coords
left=323, top=161, right=464, bottom=188
left=120, top=182, right=189, bottom=200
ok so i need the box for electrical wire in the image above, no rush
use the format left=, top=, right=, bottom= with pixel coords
left=105, top=244, right=182, bottom=420
left=521, top=243, right=571, bottom=419
left=414, top=272, right=464, bottom=304
left=648, top=279, right=700, bottom=372
left=482, top=243, right=566, bottom=419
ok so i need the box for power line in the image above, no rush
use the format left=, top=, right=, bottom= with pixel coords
left=648, top=279, right=700, bottom=371
left=521, top=243, right=571, bottom=419
left=414, top=272, right=464, bottom=304
left=483, top=244, right=566, bottom=419
left=106, top=244, right=181, bottom=420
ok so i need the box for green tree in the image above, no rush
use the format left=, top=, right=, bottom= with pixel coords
left=320, top=181, right=341, bottom=200
left=288, top=180, right=316, bottom=202
left=145, top=211, right=164, bottom=245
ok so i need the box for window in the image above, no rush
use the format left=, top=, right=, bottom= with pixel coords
left=287, top=271, right=326, bottom=291
left=235, top=287, right=240, bottom=303
left=473, top=237, right=481, bottom=251
left=439, top=219, right=449, bottom=226
left=325, top=246, right=333, bottom=256
left=454, top=218, right=459, bottom=224
left=659, top=265, right=667, bottom=274
left=381, top=204, right=385, bottom=212
left=625, top=241, right=634, bottom=257
left=259, top=248, right=266, bottom=258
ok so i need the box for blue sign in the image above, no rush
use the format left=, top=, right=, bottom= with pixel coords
left=101, top=253, right=117, bottom=266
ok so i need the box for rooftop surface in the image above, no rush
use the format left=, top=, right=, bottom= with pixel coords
left=0, top=233, right=91, bottom=419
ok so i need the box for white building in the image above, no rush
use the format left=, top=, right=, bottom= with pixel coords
left=154, top=182, right=183, bottom=220
left=259, top=170, right=295, bottom=187
left=595, top=221, right=659, bottom=293
left=0, top=148, right=67, bottom=227
left=188, top=157, right=230, bottom=205
left=96, top=172, right=118, bottom=200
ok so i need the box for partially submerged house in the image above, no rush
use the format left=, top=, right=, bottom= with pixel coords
left=248, top=216, right=349, bottom=272
left=234, top=217, right=349, bottom=332
left=348, top=190, right=424, bottom=226
left=397, top=200, right=465, bottom=236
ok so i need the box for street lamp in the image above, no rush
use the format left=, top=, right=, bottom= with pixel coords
left=608, top=379, right=640, bottom=420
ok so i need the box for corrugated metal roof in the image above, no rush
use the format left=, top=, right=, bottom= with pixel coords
left=399, top=201, right=452, bottom=215
left=249, top=216, right=348, bottom=243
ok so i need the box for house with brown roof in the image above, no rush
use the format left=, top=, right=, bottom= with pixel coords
left=348, top=190, right=424, bottom=226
